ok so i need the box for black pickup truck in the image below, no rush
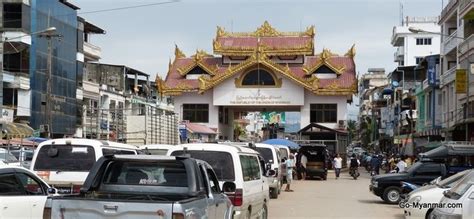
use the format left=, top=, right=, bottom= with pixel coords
left=370, top=161, right=448, bottom=204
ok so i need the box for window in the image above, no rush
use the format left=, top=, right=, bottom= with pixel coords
left=206, top=168, right=221, bottom=193
left=0, top=174, right=24, bottom=195
left=415, top=57, right=424, bottom=64
left=241, top=69, right=276, bottom=86
left=314, top=65, right=337, bottom=74
left=240, top=155, right=261, bottom=181
left=416, top=38, right=432, bottom=45
left=34, top=145, right=96, bottom=172
left=183, top=104, right=209, bottom=123
left=3, top=4, right=22, bottom=28
left=254, top=148, right=274, bottom=163
left=102, top=148, right=136, bottom=155
left=170, top=150, right=235, bottom=181
left=415, top=163, right=442, bottom=176
left=310, top=104, right=337, bottom=123
left=16, top=173, right=45, bottom=195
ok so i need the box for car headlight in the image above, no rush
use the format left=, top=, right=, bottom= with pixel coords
left=408, top=195, right=421, bottom=203
left=373, top=181, right=378, bottom=188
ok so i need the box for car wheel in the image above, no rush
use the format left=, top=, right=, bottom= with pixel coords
left=260, top=204, right=268, bottom=219
left=270, top=187, right=278, bottom=199
left=425, top=209, right=434, bottom=219
left=323, top=175, right=327, bottom=180
left=383, top=186, right=401, bottom=204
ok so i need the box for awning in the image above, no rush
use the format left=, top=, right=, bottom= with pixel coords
left=1, top=122, right=34, bottom=138
left=186, top=123, right=218, bottom=135
left=420, top=142, right=474, bottom=158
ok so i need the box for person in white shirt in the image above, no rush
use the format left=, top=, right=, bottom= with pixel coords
left=333, top=154, right=343, bottom=179
left=300, top=154, right=308, bottom=180
left=396, top=158, right=407, bottom=173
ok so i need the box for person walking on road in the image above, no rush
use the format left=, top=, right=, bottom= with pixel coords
left=285, top=154, right=295, bottom=192
left=300, top=153, right=308, bottom=180
left=280, top=158, right=287, bottom=190
left=370, top=155, right=380, bottom=175
left=333, top=154, right=343, bottom=179
left=396, top=157, right=407, bottom=173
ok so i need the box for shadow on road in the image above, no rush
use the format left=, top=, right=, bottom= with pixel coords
left=358, top=199, right=387, bottom=204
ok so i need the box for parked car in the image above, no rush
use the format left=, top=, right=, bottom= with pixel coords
left=275, top=145, right=290, bottom=160
left=0, top=165, right=55, bottom=219
left=0, top=148, right=21, bottom=167
left=430, top=170, right=474, bottom=219
left=370, top=161, right=465, bottom=204
left=44, top=155, right=233, bottom=219
left=297, top=144, right=329, bottom=180
left=30, top=138, right=139, bottom=194
left=140, top=144, right=175, bottom=155
left=10, top=148, right=34, bottom=169
left=403, top=170, right=469, bottom=219
left=168, top=143, right=270, bottom=219
left=250, top=143, right=282, bottom=199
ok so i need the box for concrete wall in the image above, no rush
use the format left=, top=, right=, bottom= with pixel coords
left=300, top=90, right=348, bottom=129
left=173, top=91, right=219, bottom=129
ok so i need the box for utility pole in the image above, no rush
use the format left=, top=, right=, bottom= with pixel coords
left=39, top=30, right=61, bottom=138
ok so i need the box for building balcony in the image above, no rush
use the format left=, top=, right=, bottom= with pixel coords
left=459, top=0, right=474, bottom=18
left=83, top=42, right=102, bottom=60
left=2, top=30, right=31, bottom=45
left=440, top=67, right=457, bottom=86
left=393, top=46, right=404, bottom=62
left=443, top=31, right=461, bottom=54
left=2, top=70, right=30, bottom=90
left=459, top=34, right=474, bottom=60
left=441, top=0, right=459, bottom=22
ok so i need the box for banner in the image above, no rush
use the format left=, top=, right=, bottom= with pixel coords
left=261, top=112, right=285, bottom=125
left=456, top=69, right=467, bottom=94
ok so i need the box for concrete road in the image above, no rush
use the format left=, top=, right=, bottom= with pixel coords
left=268, top=169, right=404, bottom=219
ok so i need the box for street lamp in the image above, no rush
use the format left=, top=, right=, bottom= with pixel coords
left=0, top=27, right=57, bottom=137
left=408, top=27, right=469, bottom=141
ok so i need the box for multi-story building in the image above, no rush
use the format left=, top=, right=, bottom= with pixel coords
left=1, top=0, right=80, bottom=137
left=439, top=0, right=474, bottom=141
left=358, top=68, right=389, bottom=151
left=392, top=16, right=441, bottom=66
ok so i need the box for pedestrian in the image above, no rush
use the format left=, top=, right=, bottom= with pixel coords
left=370, top=155, right=380, bottom=175
left=285, top=154, right=295, bottom=192
left=396, top=157, right=407, bottom=173
left=300, top=153, right=308, bottom=180
left=280, top=157, right=287, bottom=190
left=333, top=153, right=343, bottom=179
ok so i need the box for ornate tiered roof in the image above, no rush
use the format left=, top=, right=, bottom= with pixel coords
left=157, top=21, right=357, bottom=96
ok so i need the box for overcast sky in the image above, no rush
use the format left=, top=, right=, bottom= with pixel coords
left=73, top=0, right=444, bottom=119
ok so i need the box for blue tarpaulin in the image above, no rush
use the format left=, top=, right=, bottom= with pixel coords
left=262, top=139, right=300, bottom=149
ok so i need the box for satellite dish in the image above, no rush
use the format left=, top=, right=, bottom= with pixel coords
left=392, top=81, right=399, bottom=87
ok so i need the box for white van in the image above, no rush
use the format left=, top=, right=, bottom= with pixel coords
left=167, top=143, right=270, bottom=219
left=252, top=143, right=282, bottom=199
left=139, top=144, right=175, bottom=155
left=30, top=138, right=138, bottom=194
left=275, top=145, right=290, bottom=160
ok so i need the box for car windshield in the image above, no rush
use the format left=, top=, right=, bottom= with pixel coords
left=0, top=152, right=18, bottom=162
left=170, top=150, right=235, bottom=181
left=34, top=145, right=96, bottom=172
left=438, top=170, right=469, bottom=188
left=446, top=171, right=474, bottom=199
left=254, top=147, right=273, bottom=163
left=103, top=160, right=188, bottom=187
left=300, top=147, right=326, bottom=161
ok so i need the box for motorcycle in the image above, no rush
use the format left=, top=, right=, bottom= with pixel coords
left=400, top=181, right=420, bottom=200
left=349, top=167, right=360, bottom=180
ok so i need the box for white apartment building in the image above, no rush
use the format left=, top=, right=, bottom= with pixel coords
left=392, top=16, right=441, bottom=66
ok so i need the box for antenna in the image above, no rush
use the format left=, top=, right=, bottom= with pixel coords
left=399, top=1, right=404, bottom=26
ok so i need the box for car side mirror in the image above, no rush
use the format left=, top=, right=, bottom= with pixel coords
left=443, top=190, right=449, bottom=197
left=47, top=187, right=57, bottom=195
left=268, top=169, right=276, bottom=176
left=222, top=182, right=236, bottom=193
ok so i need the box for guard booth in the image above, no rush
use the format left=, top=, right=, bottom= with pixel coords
left=296, top=123, right=349, bottom=157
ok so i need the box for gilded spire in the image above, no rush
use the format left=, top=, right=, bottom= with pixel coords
left=345, top=44, right=356, bottom=59
left=216, top=26, right=227, bottom=38
left=304, top=25, right=315, bottom=37
left=321, top=48, right=331, bottom=61
left=253, top=21, right=281, bottom=37
left=174, top=44, right=186, bottom=59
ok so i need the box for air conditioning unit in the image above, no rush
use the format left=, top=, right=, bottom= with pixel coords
left=338, top=120, right=346, bottom=129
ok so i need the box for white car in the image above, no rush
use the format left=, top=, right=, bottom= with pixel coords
left=404, top=170, right=469, bottom=219
left=139, top=144, right=175, bottom=155
left=167, top=143, right=270, bottom=219
left=0, top=148, right=21, bottom=167
left=430, top=170, right=474, bottom=219
left=0, top=166, right=53, bottom=219
left=30, top=138, right=139, bottom=194
left=246, top=143, right=282, bottom=199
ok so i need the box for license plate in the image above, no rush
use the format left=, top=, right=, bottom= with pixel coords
left=56, top=187, right=72, bottom=194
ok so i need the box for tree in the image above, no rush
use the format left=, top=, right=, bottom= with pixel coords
left=347, top=120, right=357, bottom=142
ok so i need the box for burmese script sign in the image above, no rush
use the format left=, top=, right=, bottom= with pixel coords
left=213, top=87, right=304, bottom=106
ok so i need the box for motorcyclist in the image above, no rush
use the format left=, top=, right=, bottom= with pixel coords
left=349, top=154, right=360, bottom=178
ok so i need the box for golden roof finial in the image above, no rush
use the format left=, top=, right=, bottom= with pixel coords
left=217, top=26, right=226, bottom=38
left=321, top=48, right=331, bottom=61
left=305, top=25, right=315, bottom=37
left=175, top=44, right=186, bottom=59
left=193, top=49, right=211, bottom=62
left=253, top=21, right=281, bottom=37
left=345, top=44, right=356, bottom=59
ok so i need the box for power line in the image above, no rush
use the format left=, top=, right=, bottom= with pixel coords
left=75, top=0, right=180, bottom=15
